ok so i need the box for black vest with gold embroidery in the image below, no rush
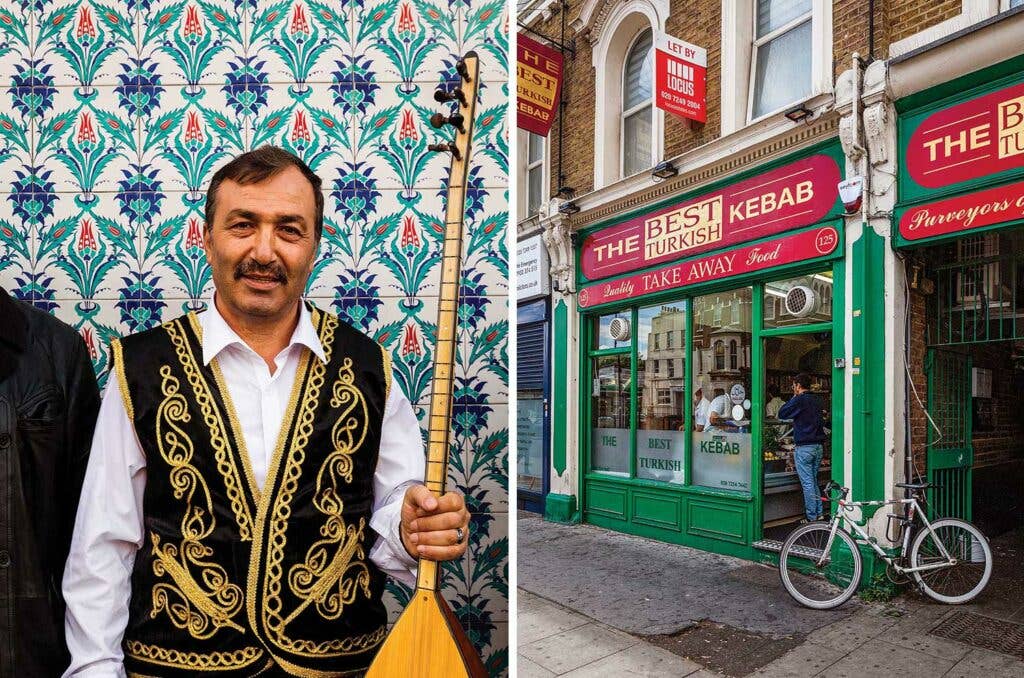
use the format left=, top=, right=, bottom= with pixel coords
left=111, top=306, right=391, bottom=677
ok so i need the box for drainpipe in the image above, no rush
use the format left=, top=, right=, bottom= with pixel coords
left=851, top=52, right=868, bottom=225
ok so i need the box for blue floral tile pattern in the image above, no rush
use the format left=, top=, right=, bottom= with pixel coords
left=0, top=1, right=508, bottom=674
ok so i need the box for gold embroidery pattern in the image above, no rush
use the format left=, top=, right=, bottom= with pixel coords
left=111, top=338, right=135, bottom=421
left=285, top=358, right=373, bottom=625
left=125, top=640, right=264, bottom=671
left=380, top=343, right=392, bottom=404
left=258, top=313, right=386, bottom=656
left=151, top=365, right=245, bottom=639
left=165, top=317, right=254, bottom=540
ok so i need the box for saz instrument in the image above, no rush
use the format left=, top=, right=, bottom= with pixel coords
left=365, top=51, right=487, bottom=678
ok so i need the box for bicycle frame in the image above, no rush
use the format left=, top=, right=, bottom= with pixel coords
left=817, top=497, right=955, bottom=575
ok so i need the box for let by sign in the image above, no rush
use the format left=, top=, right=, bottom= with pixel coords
left=578, top=226, right=840, bottom=309
left=579, top=154, right=841, bottom=281
left=906, top=80, right=1024, bottom=189
left=517, top=34, right=563, bottom=136
left=655, top=33, right=707, bottom=123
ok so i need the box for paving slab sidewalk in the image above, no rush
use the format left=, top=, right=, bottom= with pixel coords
left=517, top=514, right=1024, bottom=676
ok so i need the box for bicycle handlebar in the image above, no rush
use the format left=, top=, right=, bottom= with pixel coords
left=821, top=481, right=849, bottom=501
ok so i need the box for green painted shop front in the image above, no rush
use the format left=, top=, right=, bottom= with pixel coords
left=893, top=54, right=1024, bottom=532
left=571, top=140, right=850, bottom=560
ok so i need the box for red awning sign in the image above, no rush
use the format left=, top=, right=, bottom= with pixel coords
left=899, top=178, right=1024, bottom=241
left=517, top=34, right=563, bottom=137
left=655, top=33, right=707, bottom=123
left=906, top=81, right=1024, bottom=189
left=579, top=154, right=841, bottom=281
left=578, top=227, right=840, bottom=309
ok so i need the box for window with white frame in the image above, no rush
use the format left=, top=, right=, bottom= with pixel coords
left=720, top=0, right=830, bottom=134
left=750, top=0, right=812, bottom=120
left=622, top=28, right=654, bottom=176
left=526, top=132, right=545, bottom=216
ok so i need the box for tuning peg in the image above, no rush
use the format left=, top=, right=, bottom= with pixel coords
left=455, top=58, right=471, bottom=83
left=429, top=111, right=466, bottom=134
left=433, top=87, right=467, bottom=107
left=428, top=141, right=462, bottom=162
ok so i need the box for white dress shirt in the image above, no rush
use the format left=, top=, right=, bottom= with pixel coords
left=62, top=300, right=423, bottom=678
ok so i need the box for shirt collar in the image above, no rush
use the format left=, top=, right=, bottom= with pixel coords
left=200, top=295, right=326, bottom=366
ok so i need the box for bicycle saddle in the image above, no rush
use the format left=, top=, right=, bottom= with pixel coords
left=895, top=481, right=931, bottom=490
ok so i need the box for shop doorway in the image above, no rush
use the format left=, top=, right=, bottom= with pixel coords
left=910, top=229, right=1024, bottom=537
left=760, top=331, right=833, bottom=541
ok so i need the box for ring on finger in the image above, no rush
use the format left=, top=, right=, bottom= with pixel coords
left=455, top=526, right=465, bottom=544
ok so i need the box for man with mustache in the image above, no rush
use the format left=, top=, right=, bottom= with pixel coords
left=62, top=146, right=470, bottom=677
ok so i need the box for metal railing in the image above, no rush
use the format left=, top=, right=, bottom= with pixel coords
left=928, top=251, right=1024, bottom=346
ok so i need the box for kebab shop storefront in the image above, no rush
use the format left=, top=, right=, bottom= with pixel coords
left=895, top=56, right=1024, bottom=534
left=575, top=142, right=847, bottom=558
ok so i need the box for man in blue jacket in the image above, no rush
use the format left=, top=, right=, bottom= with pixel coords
left=778, top=373, right=827, bottom=522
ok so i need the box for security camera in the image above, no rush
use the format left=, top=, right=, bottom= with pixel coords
left=838, top=176, right=863, bottom=215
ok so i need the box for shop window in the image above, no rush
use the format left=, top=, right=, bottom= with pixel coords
left=637, top=303, right=686, bottom=483
left=764, top=270, right=833, bottom=328
left=591, top=353, right=631, bottom=475
left=692, top=288, right=753, bottom=492
left=595, top=312, right=632, bottom=349
left=622, top=29, right=654, bottom=177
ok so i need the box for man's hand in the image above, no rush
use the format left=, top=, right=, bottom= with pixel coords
left=400, top=484, right=470, bottom=561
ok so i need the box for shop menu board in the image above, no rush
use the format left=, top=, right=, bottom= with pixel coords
left=898, top=78, right=1024, bottom=244
left=579, top=154, right=841, bottom=282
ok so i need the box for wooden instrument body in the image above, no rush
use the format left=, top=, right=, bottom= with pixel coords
left=366, top=51, right=487, bottom=678
left=365, top=589, right=487, bottom=678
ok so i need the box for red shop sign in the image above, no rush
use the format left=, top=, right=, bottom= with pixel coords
left=899, top=179, right=1024, bottom=241
left=517, top=34, right=563, bottom=137
left=578, top=226, right=840, bottom=309
left=907, top=81, right=1024, bottom=189
left=579, top=154, right=840, bottom=281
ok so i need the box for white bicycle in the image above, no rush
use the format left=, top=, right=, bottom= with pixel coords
left=779, top=481, right=992, bottom=609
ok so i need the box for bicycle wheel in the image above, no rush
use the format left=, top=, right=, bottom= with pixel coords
left=779, top=523, right=862, bottom=610
left=910, top=518, right=992, bottom=604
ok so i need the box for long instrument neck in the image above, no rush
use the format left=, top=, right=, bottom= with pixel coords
left=416, top=54, right=479, bottom=592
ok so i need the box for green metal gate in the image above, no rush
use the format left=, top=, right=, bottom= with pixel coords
left=925, top=348, right=973, bottom=520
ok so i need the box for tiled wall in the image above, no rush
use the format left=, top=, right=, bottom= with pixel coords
left=0, top=1, right=508, bottom=674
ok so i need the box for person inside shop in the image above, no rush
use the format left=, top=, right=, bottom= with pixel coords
left=692, top=378, right=712, bottom=431
left=765, top=384, right=785, bottom=419
left=778, top=373, right=827, bottom=522
left=706, top=388, right=733, bottom=432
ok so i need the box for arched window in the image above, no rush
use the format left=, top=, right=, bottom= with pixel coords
left=729, top=340, right=738, bottom=370
left=583, top=0, right=667, bottom=188
left=714, top=341, right=725, bottom=370
left=621, top=29, right=653, bottom=177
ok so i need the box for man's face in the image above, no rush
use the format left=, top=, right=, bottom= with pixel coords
left=204, top=166, right=318, bottom=324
